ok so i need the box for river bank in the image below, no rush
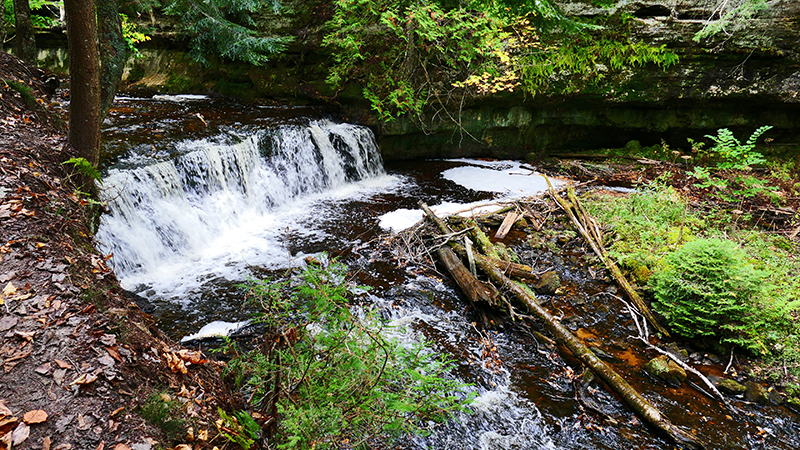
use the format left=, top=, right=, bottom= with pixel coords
left=0, top=52, right=229, bottom=450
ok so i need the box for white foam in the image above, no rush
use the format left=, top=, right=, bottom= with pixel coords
left=379, top=160, right=566, bottom=232
left=180, top=320, right=250, bottom=343
left=152, top=94, right=209, bottom=102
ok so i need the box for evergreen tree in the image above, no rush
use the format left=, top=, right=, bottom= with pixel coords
left=164, top=0, right=290, bottom=66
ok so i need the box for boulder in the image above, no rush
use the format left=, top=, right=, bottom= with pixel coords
left=645, top=355, right=687, bottom=385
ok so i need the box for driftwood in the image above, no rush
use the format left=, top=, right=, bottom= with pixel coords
left=436, top=246, right=499, bottom=308
left=545, top=178, right=670, bottom=337
left=494, top=210, right=520, bottom=239
left=420, top=202, right=704, bottom=449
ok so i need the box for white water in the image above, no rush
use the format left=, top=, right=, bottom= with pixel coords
left=96, top=120, right=398, bottom=298
left=378, top=159, right=563, bottom=232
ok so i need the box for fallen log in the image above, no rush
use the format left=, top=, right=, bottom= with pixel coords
left=545, top=178, right=670, bottom=337
left=420, top=202, right=704, bottom=449
left=436, top=245, right=499, bottom=308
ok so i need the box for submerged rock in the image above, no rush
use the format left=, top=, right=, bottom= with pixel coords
left=645, top=355, right=687, bottom=386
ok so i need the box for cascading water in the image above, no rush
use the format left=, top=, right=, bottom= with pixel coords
left=96, top=119, right=393, bottom=298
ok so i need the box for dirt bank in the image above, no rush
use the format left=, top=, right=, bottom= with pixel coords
left=1, top=52, right=229, bottom=450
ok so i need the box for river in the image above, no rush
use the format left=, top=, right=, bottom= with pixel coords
left=96, top=95, right=799, bottom=450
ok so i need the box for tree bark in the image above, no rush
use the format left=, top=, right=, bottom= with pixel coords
left=13, top=0, right=37, bottom=62
left=65, top=0, right=101, bottom=168
left=1, top=0, right=6, bottom=52
left=96, top=0, right=126, bottom=119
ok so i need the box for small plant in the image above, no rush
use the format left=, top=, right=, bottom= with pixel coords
left=138, top=393, right=187, bottom=443
left=227, top=258, right=473, bottom=449
left=706, top=125, right=771, bottom=170
left=62, top=157, right=102, bottom=183
left=649, top=238, right=765, bottom=351
left=216, top=408, right=259, bottom=450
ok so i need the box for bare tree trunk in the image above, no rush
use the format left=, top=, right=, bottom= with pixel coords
left=1, top=0, right=6, bottom=52
left=65, top=0, right=101, bottom=168
left=13, top=0, right=37, bottom=62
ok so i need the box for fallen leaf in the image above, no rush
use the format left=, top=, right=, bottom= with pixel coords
left=0, top=401, right=12, bottom=417
left=173, top=445, right=192, bottom=450
left=69, top=372, right=98, bottom=386
left=11, top=422, right=29, bottom=446
left=54, top=359, right=72, bottom=370
left=105, top=347, right=123, bottom=363
left=177, top=349, right=207, bottom=365
left=109, top=407, right=124, bottom=417
left=42, top=436, right=52, bottom=450
left=22, top=410, right=47, bottom=424
left=1, top=282, right=16, bottom=298
left=112, top=444, right=131, bottom=450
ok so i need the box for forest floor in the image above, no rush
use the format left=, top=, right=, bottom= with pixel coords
left=0, top=52, right=230, bottom=450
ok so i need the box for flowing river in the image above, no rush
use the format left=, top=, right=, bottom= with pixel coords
left=97, top=95, right=799, bottom=449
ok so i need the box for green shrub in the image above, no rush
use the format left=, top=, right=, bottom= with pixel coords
left=228, top=259, right=472, bottom=449
left=650, top=238, right=764, bottom=349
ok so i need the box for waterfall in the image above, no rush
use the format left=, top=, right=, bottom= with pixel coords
left=95, top=120, right=389, bottom=295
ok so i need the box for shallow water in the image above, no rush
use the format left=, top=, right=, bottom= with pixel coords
left=98, top=96, right=800, bottom=450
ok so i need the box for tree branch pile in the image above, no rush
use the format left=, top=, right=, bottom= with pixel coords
left=413, top=200, right=705, bottom=449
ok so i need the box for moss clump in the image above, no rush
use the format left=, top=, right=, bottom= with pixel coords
left=650, top=238, right=763, bottom=349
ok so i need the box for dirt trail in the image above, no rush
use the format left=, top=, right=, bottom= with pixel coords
left=1, top=52, right=227, bottom=450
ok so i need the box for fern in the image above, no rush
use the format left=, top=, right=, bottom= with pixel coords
left=62, top=157, right=102, bottom=184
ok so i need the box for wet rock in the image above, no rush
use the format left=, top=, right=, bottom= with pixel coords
left=645, top=355, right=687, bottom=386
left=534, top=271, right=561, bottom=295
left=744, top=381, right=770, bottom=405
left=708, top=375, right=746, bottom=395
left=662, top=342, right=689, bottom=361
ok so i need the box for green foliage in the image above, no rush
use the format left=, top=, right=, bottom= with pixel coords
left=694, top=0, right=768, bottom=42
left=323, top=1, right=678, bottom=124
left=650, top=239, right=765, bottom=349
left=583, top=182, right=696, bottom=273
left=216, top=408, right=260, bottom=449
left=517, top=36, right=678, bottom=95
left=62, top=157, right=102, bottom=183
left=227, top=259, right=472, bottom=449
left=3, top=0, right=63, bottom=28
left=164, top=0, right=291, bottom=66
left=120, top=13, right=151, bottom=58
left=324, top=0, right=519, bottom=122
left=138, top=393, right=187, bottom=443
left=705, top=126, right=771, bottom=170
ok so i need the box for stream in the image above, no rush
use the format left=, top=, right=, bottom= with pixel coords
left=97, top=95, right=799, bottom=450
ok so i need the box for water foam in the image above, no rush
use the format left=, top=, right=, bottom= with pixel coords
left=96, top=120, right=397, bottom=298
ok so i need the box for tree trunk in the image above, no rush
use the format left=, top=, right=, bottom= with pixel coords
left=65, top=0, right=101, bottom=168
left=13, top=0, right=37, bottom=62
left=96, top=0, right=126, bottom=119
left=1, top=0, right=6, bottom=52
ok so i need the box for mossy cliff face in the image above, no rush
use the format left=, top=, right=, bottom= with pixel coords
left=122, top=0, right=800, bottom=160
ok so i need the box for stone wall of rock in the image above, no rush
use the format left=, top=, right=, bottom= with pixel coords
left=113, top=0, right=800, bottom=159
